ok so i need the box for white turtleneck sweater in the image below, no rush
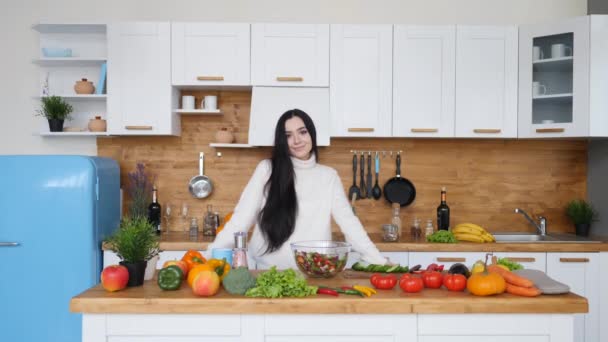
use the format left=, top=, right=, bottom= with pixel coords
left=204, top=154, right=387, bottom=269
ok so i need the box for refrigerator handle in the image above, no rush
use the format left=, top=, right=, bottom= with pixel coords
left=0, top=242, right=19, bottom=247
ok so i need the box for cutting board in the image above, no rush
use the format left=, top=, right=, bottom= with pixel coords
left=514, top=269, right=570, bottom=294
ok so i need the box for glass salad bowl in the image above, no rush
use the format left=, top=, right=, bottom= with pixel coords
left=290, top=240, right=351, bottom=278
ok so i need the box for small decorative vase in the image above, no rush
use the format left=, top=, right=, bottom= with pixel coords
left=144, top=255, right=159, bottom=281
left=74, top=78, right=95, bottom=94
left=575, top=223, right=591, bottom=237
left=48, top=119, right=64, bottom=132
left=119, top=260, right=147, bottom=287
left=215, top=127, right=235, bottom=143
left=88, top=116, right=107, bottom=132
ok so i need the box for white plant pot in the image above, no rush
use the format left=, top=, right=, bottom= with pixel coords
left=144, top=255, right=159, bottom=280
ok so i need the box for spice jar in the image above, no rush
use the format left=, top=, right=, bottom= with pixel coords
left=424, top=219, right=434, bottom=238
left=410, top=218, right=421, bottom=239
left=232, top=231, right=249, bottom=269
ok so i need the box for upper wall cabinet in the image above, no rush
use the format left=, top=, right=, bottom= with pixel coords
left=519, top=16, right=608, bottom=138
left=330, top=25, right=393, bottom=137
left=251, top=24, right=329, bottom=87
left=107, top=22, right=179, bottom=135
left=171, top=23, right=250, bottom=86
left=455, top=26, right=518, bottom=138
left=393, top=26, right=456, bottom=138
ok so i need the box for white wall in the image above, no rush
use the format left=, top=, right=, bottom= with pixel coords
left=0, top=0, right=586, bottom=155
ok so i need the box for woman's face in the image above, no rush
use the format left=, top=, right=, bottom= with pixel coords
left=284, top=116, right=312, bottom=160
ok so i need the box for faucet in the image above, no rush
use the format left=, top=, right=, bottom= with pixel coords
left=514, top=208, right=547, bottom=236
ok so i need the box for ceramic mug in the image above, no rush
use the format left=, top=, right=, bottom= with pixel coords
left=182, top=96, right=195, bottom=110
left=532, top=81, right=547, bottom=96
left=212, top=248, right=233, bottom=265
left=533, top=46, right=544, bottom=61
left=202, top=95, right=218, bottom=111
left=551, top=43, right=572, bottom=58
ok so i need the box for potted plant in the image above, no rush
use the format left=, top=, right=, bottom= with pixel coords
left=566, top=199, right=598, bottom=236
left=105, top=217, right=160, bottom=286
left=36, top=96, right=73, bottom=132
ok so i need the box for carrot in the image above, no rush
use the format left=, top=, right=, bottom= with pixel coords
left=487, top=265, right=534, bottom=288
left=505, top=283, right=542, bottom=297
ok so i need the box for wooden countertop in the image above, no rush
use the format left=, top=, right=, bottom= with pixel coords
left=126, top=232, right=608, bottom=252
left=71, top=273, right=588, bottom=315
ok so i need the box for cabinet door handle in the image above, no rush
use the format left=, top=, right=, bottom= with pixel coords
left=197, top=76, right=224, bottom=81
left=559, top=257, right=589, bottom=263
left=536, top=128, right=565, bottom=133
left=0, top=242, right=19, bottom=247
left=411, top=128, right=438, bottom=133
left=125, top=126, right=153, bottom=130
left=276, top=76, right=304, bottom=82
left=436, top=257, right=466, bottom=262
left=473, top=129, right=501, bottom=134
left=505, top=257, right=536, bottom=263
left=348, top=128, right=375, bottom=133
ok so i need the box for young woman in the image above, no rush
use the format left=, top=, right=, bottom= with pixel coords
left=205, top=109, right=387, bottom=269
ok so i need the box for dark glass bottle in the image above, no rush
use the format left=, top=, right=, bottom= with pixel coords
left=437, top=187, right=450, bottom=231
left=148, top=186, right=162, bottom=235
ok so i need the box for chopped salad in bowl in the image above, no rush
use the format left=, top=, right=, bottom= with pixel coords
left=290, top=241, right=350, bottom=278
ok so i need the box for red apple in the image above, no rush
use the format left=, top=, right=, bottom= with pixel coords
left=191, top=270, right=220, bottom=296
left=101, top=265, right=129, bottom=292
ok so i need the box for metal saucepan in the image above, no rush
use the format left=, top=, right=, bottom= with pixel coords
left=188, top=152, right=213, bottom=199
left=383, top=153, right=416, bottom=207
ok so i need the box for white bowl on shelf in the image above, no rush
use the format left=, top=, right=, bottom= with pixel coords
left=41, top=47, right=72, bottom=58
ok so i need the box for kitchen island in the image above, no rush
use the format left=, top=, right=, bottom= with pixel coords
left=71, top=274, right=587, bottom=342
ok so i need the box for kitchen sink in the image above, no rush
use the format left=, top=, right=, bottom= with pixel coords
left=493, top=233, right=601, bottom=243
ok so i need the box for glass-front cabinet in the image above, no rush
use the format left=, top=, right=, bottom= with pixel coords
left=519, top=16, right=608, bottom=138
left=518, top=17, right=589, bottom=138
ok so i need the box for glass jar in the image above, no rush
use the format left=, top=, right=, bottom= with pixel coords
left=424, top=219, right=434, bottom=238
left=410, top=218, right=421, bottom=239
left=203, top=205, right=218, bottom=236
left=382, top=224, right=399, bottom=242
left=189, top=217, right=199, bottom=239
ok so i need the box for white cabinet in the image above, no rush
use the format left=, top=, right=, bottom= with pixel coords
left=409, top=252, right=486, bottom=269
left=33, top=23, right=109, bottom=136
left=547, top=253, right=600, bottom=342
left=251, top=24, right=329, bottom=87
left=107, top=22, right=178, bottom=135
left=171, top=23, right=250, bottom=86
left=519, top=16, right=608, bottom=138
left=330, top=25, right=393, bottom=137
left=455, top=26, right=518, bottom=138
left=248, top=87, right=330, bottom=146
left=393, top=26, right=456, bottom=138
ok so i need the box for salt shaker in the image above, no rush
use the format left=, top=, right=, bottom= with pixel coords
left=189, top=217, right=199, bottom=239
left=232, top=231, right=249, bottom=269
left=424, top=219, right=434, bottom=238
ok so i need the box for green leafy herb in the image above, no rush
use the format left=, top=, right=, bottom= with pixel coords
left=426, top=230, right=457, bottom=243
left=497, top=257, right=524, bottom=271
left=245, top=267, right=317, bottom=298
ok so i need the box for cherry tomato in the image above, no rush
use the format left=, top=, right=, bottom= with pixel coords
left=370, top=273, right=398, bottom=290
left=422, top=271, right=443, bottom=289
left=399, top=274, right=424, bottom=293
left=443, top=273, right=467, bottom=292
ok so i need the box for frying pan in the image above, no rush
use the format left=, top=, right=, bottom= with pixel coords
left=383, top=154, right=416, bottom=207
left=188, top=152, right=213, bottom=198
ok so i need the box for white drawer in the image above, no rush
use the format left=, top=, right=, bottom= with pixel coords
left=409, top=252, right=486, bottom=269
left=493, top=252, right=546, bottom=272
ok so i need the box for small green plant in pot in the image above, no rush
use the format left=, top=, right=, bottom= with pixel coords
left=566, top=199, right=598, bottom=237
left=105, top=217, right=160, bottom=286
left=36, top=96, right=73, bottom=132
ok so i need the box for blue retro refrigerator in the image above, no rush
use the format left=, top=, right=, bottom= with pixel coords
left=0, top=155, right=120, bottom=342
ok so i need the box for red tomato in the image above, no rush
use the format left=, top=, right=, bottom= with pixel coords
left=370, top=273, right=398, bottom=290
left=443, top=273, right=467, bottom=291
left=399, top=274, right=424, bottom=293
left=422, top=271, right=443, bottom=289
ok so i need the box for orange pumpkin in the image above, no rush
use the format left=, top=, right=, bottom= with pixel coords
left=466, top=254, right=506, bottom=296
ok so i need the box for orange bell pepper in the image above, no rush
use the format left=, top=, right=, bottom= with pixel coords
left=181, top=250, right=206, bottom=270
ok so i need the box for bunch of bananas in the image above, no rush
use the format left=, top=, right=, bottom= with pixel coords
left=452, top=223, right=495, bottom=243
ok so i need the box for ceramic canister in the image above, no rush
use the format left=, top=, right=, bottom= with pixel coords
left=88, top=116, right=107, bottom=132
left=74, top=78, right=95, bottom=94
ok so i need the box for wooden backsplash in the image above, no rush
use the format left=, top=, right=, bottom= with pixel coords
left=98, top=90, right=587, bottom=235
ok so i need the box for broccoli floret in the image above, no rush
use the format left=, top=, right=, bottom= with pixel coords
left=222, top=267, right=257, bottom=295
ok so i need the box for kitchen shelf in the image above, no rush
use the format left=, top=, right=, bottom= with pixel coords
left=38, top=131, right=109, bottom=137
left=174, top=109, right=222, bottom=115
left=209, top=143, right=256, bottom=148
left=532, top=56, right=573, bottom=72
left=37, top=94, right=106, bottom=99
left=33, top=23, right=106, bottom=34
left=34, top=57, right=107, bottom=67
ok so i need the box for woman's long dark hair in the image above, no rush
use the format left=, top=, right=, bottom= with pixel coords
left=258, top=109, right=319, bottom=254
